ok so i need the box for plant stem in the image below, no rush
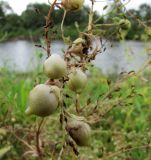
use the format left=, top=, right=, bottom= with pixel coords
left=58, top=143, right=65, bottom=160
left=58, top=88, right=66, bottom=160
left=88, top=0, right=94, bottom=33
left=94, top=23, right=117, bottom=27
left=11, top=131, right=34, bottom=151
left=75, top=94, right=80, bottom=114
left=36, top=118, right=44, bottom=159
left=61, top=10, right=67, bottom=41
left=44, top=0, right=57, bottom=57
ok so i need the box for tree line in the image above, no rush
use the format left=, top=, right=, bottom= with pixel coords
left=0, top=1, right=151, bottom=41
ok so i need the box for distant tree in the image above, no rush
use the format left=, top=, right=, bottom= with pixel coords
left=0, top=1, right=12, bottom=27
left=1, top=2, right=150, bottom=41
left=3, top=14, right=22, bottom=32
left=139, top=4, right=151, bottom=20
left=21, top=3, right=50, bottom=30
left=127, top=4, right=151, bottom=40
left=0, top=1, right=12, bottom=16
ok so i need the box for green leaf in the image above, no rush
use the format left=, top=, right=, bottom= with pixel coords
left=0, top=146, right=12, bottom=159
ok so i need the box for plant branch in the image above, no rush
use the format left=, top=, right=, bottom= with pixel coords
left=61, top=10, right=67, bottom=41
left=36, top=118, right=45, bottom=159
left=58, top=88, right=66, bottom=160
left=44, top=0, right=57, bottom=57
left=88, top=0, right=94, bottom=33
left=11, top=131, right=34, bottom=151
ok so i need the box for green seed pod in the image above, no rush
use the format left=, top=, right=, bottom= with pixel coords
left=67, top=69, right=87, bottom=93
left=44, top=54, right=67, bottom=79
left=119, top=19, right=131, bottom=30
left=61, top=0, right=84, bottom=11
left=25, top=84, right=60, bottom=117
left=66, top=119, right=91, bottom=146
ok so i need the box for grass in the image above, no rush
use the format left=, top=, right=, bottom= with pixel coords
left=0, top=65, right=151, bottom=159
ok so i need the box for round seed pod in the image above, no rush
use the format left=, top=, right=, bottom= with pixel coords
left=44, top=54, right=67, bottom=79
left=61, top=0, right=84, bottom=11
left=119, top=19, right=131, bottom=30
left=67, top=69, right=87, bottom=93
left=66, top=119, right=91, bottom=146
left=25, top=84, right=60, bottom=117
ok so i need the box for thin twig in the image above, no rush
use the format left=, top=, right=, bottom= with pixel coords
left=44, top=0, right=57, bottom=57
left=36, top=118, right=45, bottom=159
left=61, top=10, right=67, bottom=41
left=58, top=88, right=66, bottom=160
left=11, top=131, right=34, bottom=151
left=75, top=94, right=81, bottom=114
left=88, top=0, right=94, bottom=33
left=58, top=142, right=66, bottom=160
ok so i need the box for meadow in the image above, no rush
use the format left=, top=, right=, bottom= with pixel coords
left=1, top=63, right=151, bottom=159
left=1, top=0, right=151, bottom=159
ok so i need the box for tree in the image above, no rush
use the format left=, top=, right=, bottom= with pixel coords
left=21, top=3, right=50, bottom=30
left=139, top=4, right=151, bottom=20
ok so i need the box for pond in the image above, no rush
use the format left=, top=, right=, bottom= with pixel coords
left=0, top=40, right=150, bottom=75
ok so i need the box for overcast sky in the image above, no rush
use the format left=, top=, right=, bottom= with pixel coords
left=5, top=0, right=151, bottom=15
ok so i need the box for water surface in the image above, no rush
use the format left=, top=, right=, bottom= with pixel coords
left=0, top=40, right=150, bottom=75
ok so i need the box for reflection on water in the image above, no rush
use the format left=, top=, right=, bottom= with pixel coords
left=0, top=40, right=150, bottom=74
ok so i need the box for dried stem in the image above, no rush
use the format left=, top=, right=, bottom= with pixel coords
left=88, top=0, right=94, bottom=33
left=58, top=88, right=66, bottom=160
left=75, top=94, right=81, bottom=114
left=11, top=130, right=34, bottom=151
left=44, top=0, right=57, bottom=57
left=58, top=142, right=66, bottom=160
left=36, top=118, right=45, bottom=159
left=61, top=9, right=67, bottom=41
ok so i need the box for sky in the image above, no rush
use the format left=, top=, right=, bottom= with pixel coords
left=4, top=0, right=151, bottom=15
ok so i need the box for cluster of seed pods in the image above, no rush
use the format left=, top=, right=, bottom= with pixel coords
left=25, top=0, right=92, bottom=149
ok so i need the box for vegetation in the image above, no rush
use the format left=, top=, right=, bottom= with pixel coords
left=0, top=1, right=151, bottom=41
left=1, top=65, right=151, bottom=159
left=0, top=0, right=151, bottom=160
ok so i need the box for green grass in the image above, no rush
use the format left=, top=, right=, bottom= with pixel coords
left=0, top=66, right=151, bottom=160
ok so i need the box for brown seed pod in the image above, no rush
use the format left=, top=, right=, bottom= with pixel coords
left=67, top=38, right=86, bottom=58
left=25, top=84, right=60, bottom=117
left=61, top=0, right=84, bottom=11
left=66, top=118, right=91, bottom=146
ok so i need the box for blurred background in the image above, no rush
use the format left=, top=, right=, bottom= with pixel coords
left=0, top=0, right=151, bottom=74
